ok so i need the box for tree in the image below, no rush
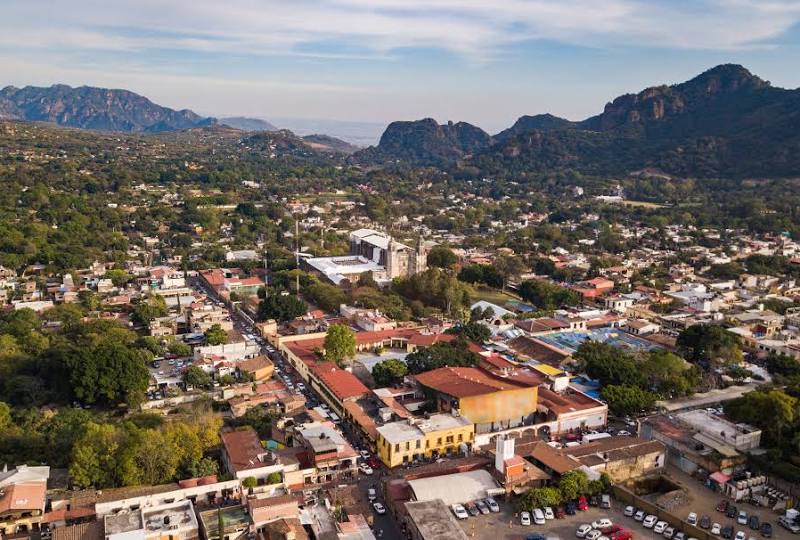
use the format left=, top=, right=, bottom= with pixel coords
left=725, top=389, right=797, bottom=445
left=493, top=254, right=526, bottom=291
left=131, top=295, right=168, bottom=326
left=184, top=366, right=211, bottom=388
left=242, top=476, right=258, bottom=489
left=447, top=322, right=491, bottom=343
left=305, top=282, right=346, bottom=313
left=517, top=486, right=562, bottom=511
left=257, top=294, right=307, bottom=322
left=324, top=324, right=356, bottom=366
left=372, top=359, right=408, bottom=387
left=766, top=353, right=800, bottom=377
left=0, top=401, right=11, bottom=431
left=641, top=350, right=698, bottom=396
left=518, top=279, right=580, bottom=310
left=574, top=342, right=644, bottom=387
left=600, top=385, right=657, bottom=416
left=405, top=337, right=481, bottom=374
left=427, top=246, right=458, bottom=269
left=559, top=469, right=589, bottom=501
left=677, top=324, right=742, bottom=368
left=105, top=268, right=132, bottom=287
left=70, top=422, right=121, bottom=488
left=204, top=324, right=227, bottom=346
left=168, top=340, right=192, bottom=357
left=267, top=472, right=282, bottom=484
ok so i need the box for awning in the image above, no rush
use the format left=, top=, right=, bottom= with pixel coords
left=709, top=471, right=731, bottom=484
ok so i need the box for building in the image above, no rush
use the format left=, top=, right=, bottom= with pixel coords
left=291, top=422, right=359, bottom=485
left=376, top=414, right=474, bottom=467
left=104, top=500, right=199, bottom=540
left=221, top=428, right=283, bottom=482
left=237, top=355, right=274, bottom=381
left=413, top=366, right=540, bottom=434
left=303, top=229, right=427, bottom=286
left=404, top=500, right=470, bottom=540
left=0, top=465, right=49, bottom=537
left=198, top=505, right=251, bottom=540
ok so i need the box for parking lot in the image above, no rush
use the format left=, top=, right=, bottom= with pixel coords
left=456, top=498, right=666, bottom=540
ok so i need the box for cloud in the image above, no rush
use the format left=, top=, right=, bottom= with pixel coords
left=2, top=0, right=799, bottom=60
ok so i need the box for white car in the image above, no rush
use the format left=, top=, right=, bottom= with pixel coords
left=617, top=430, right=631, bottom=436
left=735, top=532, right=746, bottom=540
left=711, top=523, right=721, bottom=535
left=643, top=515, right=658, bottom=528
left=373, top=502, right=386, bottom=515
left=452, top=504, right=469, bottom=520
left=624, top=506, right=635, bottom=517
left=576, top=524, right=593, bottom=538
left=359, top=464, right=374, bottom=475
left=585, top=531, right=602, bottom=540
left=544, top=507, right=555, bottom=520
left=654, top=521, right=669, bottom=534
left=367, top=488, right=377, bottom=501
left=534, top=509, right=546, bottom=525
left=664, top=526, right=675, bottom=538
left=634, top=510, right=646, bottom=521
left=688, top=512, right=698, bottom=525
left=592, top=519, right=613, bottom=530
left=521, top=512, right=531, bottom=526
left=486, top=498, right=500, bottom=513
left=737, top=512, right=748, bottom=525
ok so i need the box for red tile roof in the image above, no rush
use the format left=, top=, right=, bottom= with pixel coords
left=414, top=367, right=532, bottom=398
left=312, top=365, right=369, bottom=401
left=221, top=428, right=270, bottom=472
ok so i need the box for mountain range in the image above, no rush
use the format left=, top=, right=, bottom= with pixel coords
left=219, top=116, right=277, bottom=132
left=355, top=64, right=800, bottom=178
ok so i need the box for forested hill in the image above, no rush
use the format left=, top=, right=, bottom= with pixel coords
left=0, top=84, right=216, bottom=133
left=358, top=65, right=800, bottom=178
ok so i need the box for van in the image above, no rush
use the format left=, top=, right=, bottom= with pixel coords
left=600, top=495, right=611, bottom=509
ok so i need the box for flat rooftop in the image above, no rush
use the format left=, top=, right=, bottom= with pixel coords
left=676, top=409, right=760, bottom=438
left=104, top=510, right=143, bottom=536
left=377, top=414, right=471, bottom=444
left=305, top=256, right=383, bottom=284
left=142, top=501, right=198, bottom=535
left=407, top=469, right=499, bottom=507
left=405, top=499, right=469, bottom=540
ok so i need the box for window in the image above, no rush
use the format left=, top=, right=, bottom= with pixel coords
left=446, top=436, right=454, bottom=444
left=437, top=437, right=442, bottom=446
left=458, top=434, right=463, bottom=442
left=394, top=443, right=399, bottom=453
left=405, top=441, right=410, bottom=451
left=426, top=440, right=430, bottom=449
left=415, top=440, right=421, bottom=449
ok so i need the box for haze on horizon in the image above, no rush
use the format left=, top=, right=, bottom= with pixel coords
left=3, top=0, right=800, bottom=134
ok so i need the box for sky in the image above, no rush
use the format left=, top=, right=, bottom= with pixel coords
left=2, top=0, right=800, bottom=134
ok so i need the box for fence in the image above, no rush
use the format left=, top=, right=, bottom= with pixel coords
left=612, top=485, right=713, bottom=540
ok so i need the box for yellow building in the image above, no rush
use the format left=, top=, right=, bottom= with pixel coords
left=375, top=414, right=474, bottom=468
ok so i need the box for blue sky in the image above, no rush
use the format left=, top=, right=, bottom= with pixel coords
left=2, top=0, right=800, bottom=133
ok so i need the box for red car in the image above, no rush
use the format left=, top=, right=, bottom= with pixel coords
left=610, top=530, right=632, bottom=540
left=555, top=507, right=566, bottom=519
left=601, top=525, right=623, bottom=535
left=577, top=496, right=589, bottom=511
left=716, top=500, right=728, bottom=513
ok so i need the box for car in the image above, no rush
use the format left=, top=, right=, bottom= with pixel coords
left=372, top=502, right=386, bottom=515
left=663, top=526, right=675, bottom=538
left=466, top=502, right=480, bottom=517
left=610, top=531, right=632, bottom=540
left=644, top=515, right=658, bottom=528
left=566, top=502, right=577, bottom=515
left=711, top=524, right=722, bottom=536
left=601, top=495, right=612, bottom=509
left=359, top=464, right=373, bottom=475
left=634, top=510, right=646, bottom=522
left=532, top=508, right=545, bottom=525
left=624, top=506, right=635, bottom=517
left=359, top=449, right=370, bottom=459
left=688, top=513, right=698, bottom=526
left=655, top=521, right=669, bottom=534
left=576, top=525, right=593, bottom=538
left=577, top=496, right=589, bottom=511
left=722, top=525, right=734, bottom=539
left=521, top=512, right=531, bottom=526
left=735, top=531, right=747, bottom=540
left=585, top=531, right=603, bottom=540
left=527, top=534, right=547, bottom=540
left=452, top=504, right=469, bottom=520
left=717, top=501, right=729, bottom=513
left=486, top=497, right=500, bottom=513
left=476, top=500, right=490, bottom=515
left=674, top=533, right=686, bottom=540
left=590, top=495, right=600, bottom=507
left=544, top=507, right=555, bottom=520
left=592, top=519, right=613, bottom=530
left=600, top=525, right=622, bottom=535
left=760, top=522, right=772, bottom=538
left=617, top=430, right=631, bottom=436
left=700, top=516, right=712, bottom=529
left=738, top=511, right=749, bottom=525
left=778, top=517, right=800, bottom=534
left=556, top=506, right=566, bottom=519
left=367, top=488, right=377, bottom=501
left=749, top=516, right=760, bottom=530
left=727, top=506, right=739, bottom=519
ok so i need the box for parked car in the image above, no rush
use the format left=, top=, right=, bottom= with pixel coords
left=760, top=522, right=772, bottom=538
left=700, top=516, right=711, bottom=529
left=527, top=534, right=546, bottom=540
left=624, top=506, right=635, bottom=517
left=634, top=510, right=646, bottom=522
left=674, top=533, right=686, bottom=540
left=475, top=500, right=490, bottom=515
left=749, top=516, right=760, bottom=530
left=585, top=531, right=602, bottom=540
left=452, top=504, right=468, bottom=520
left=577, top=496, right=589, bottom=511
left=555, top=506, right=566, bottom=519
left=566, top=502, right=577, bottom=515
left=521, top=512, right=531, bottom=526
left=778, top=517, right=800, bottom=534
left=533, top=508, right=546, bottom=525
left=738, top=512, right=749, bottom=526
left=544, top=507, right=555, bottom=520
left=372, top=502, right=386, bottom=515
left=466, top=502, right=480, bottom=517
left=486, top=498, right=500, bottom=513
left=610, top=531, right=632, bottom=540
left=359, top=464, right=374, bottom=475
left=655, top=521, right=669, bottom=534
left=735, top=531, right=747, bottom=540
left=367, top=488, right=377, bottom=501
left=600, top=525, right=622, bottom=535
left=722, top=525, right=734, bottom=539
left=592, top=519, right=613, bottom=530
left=576, top=525, right=594, bottom=538
left=663, top=526, right=675, bottom=538
left=727, top=506, right=738, bottom=519
left=717, top=501, right=729, bottom=513
left=688, top=513, right=698, bottom=525
left=711, top=523, right=722, bottom=536
left=600, top=495, right=612, bottom=509
left=644, top=515, right=658, bottom=529
left=589, top=496, right=600, bottom=507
